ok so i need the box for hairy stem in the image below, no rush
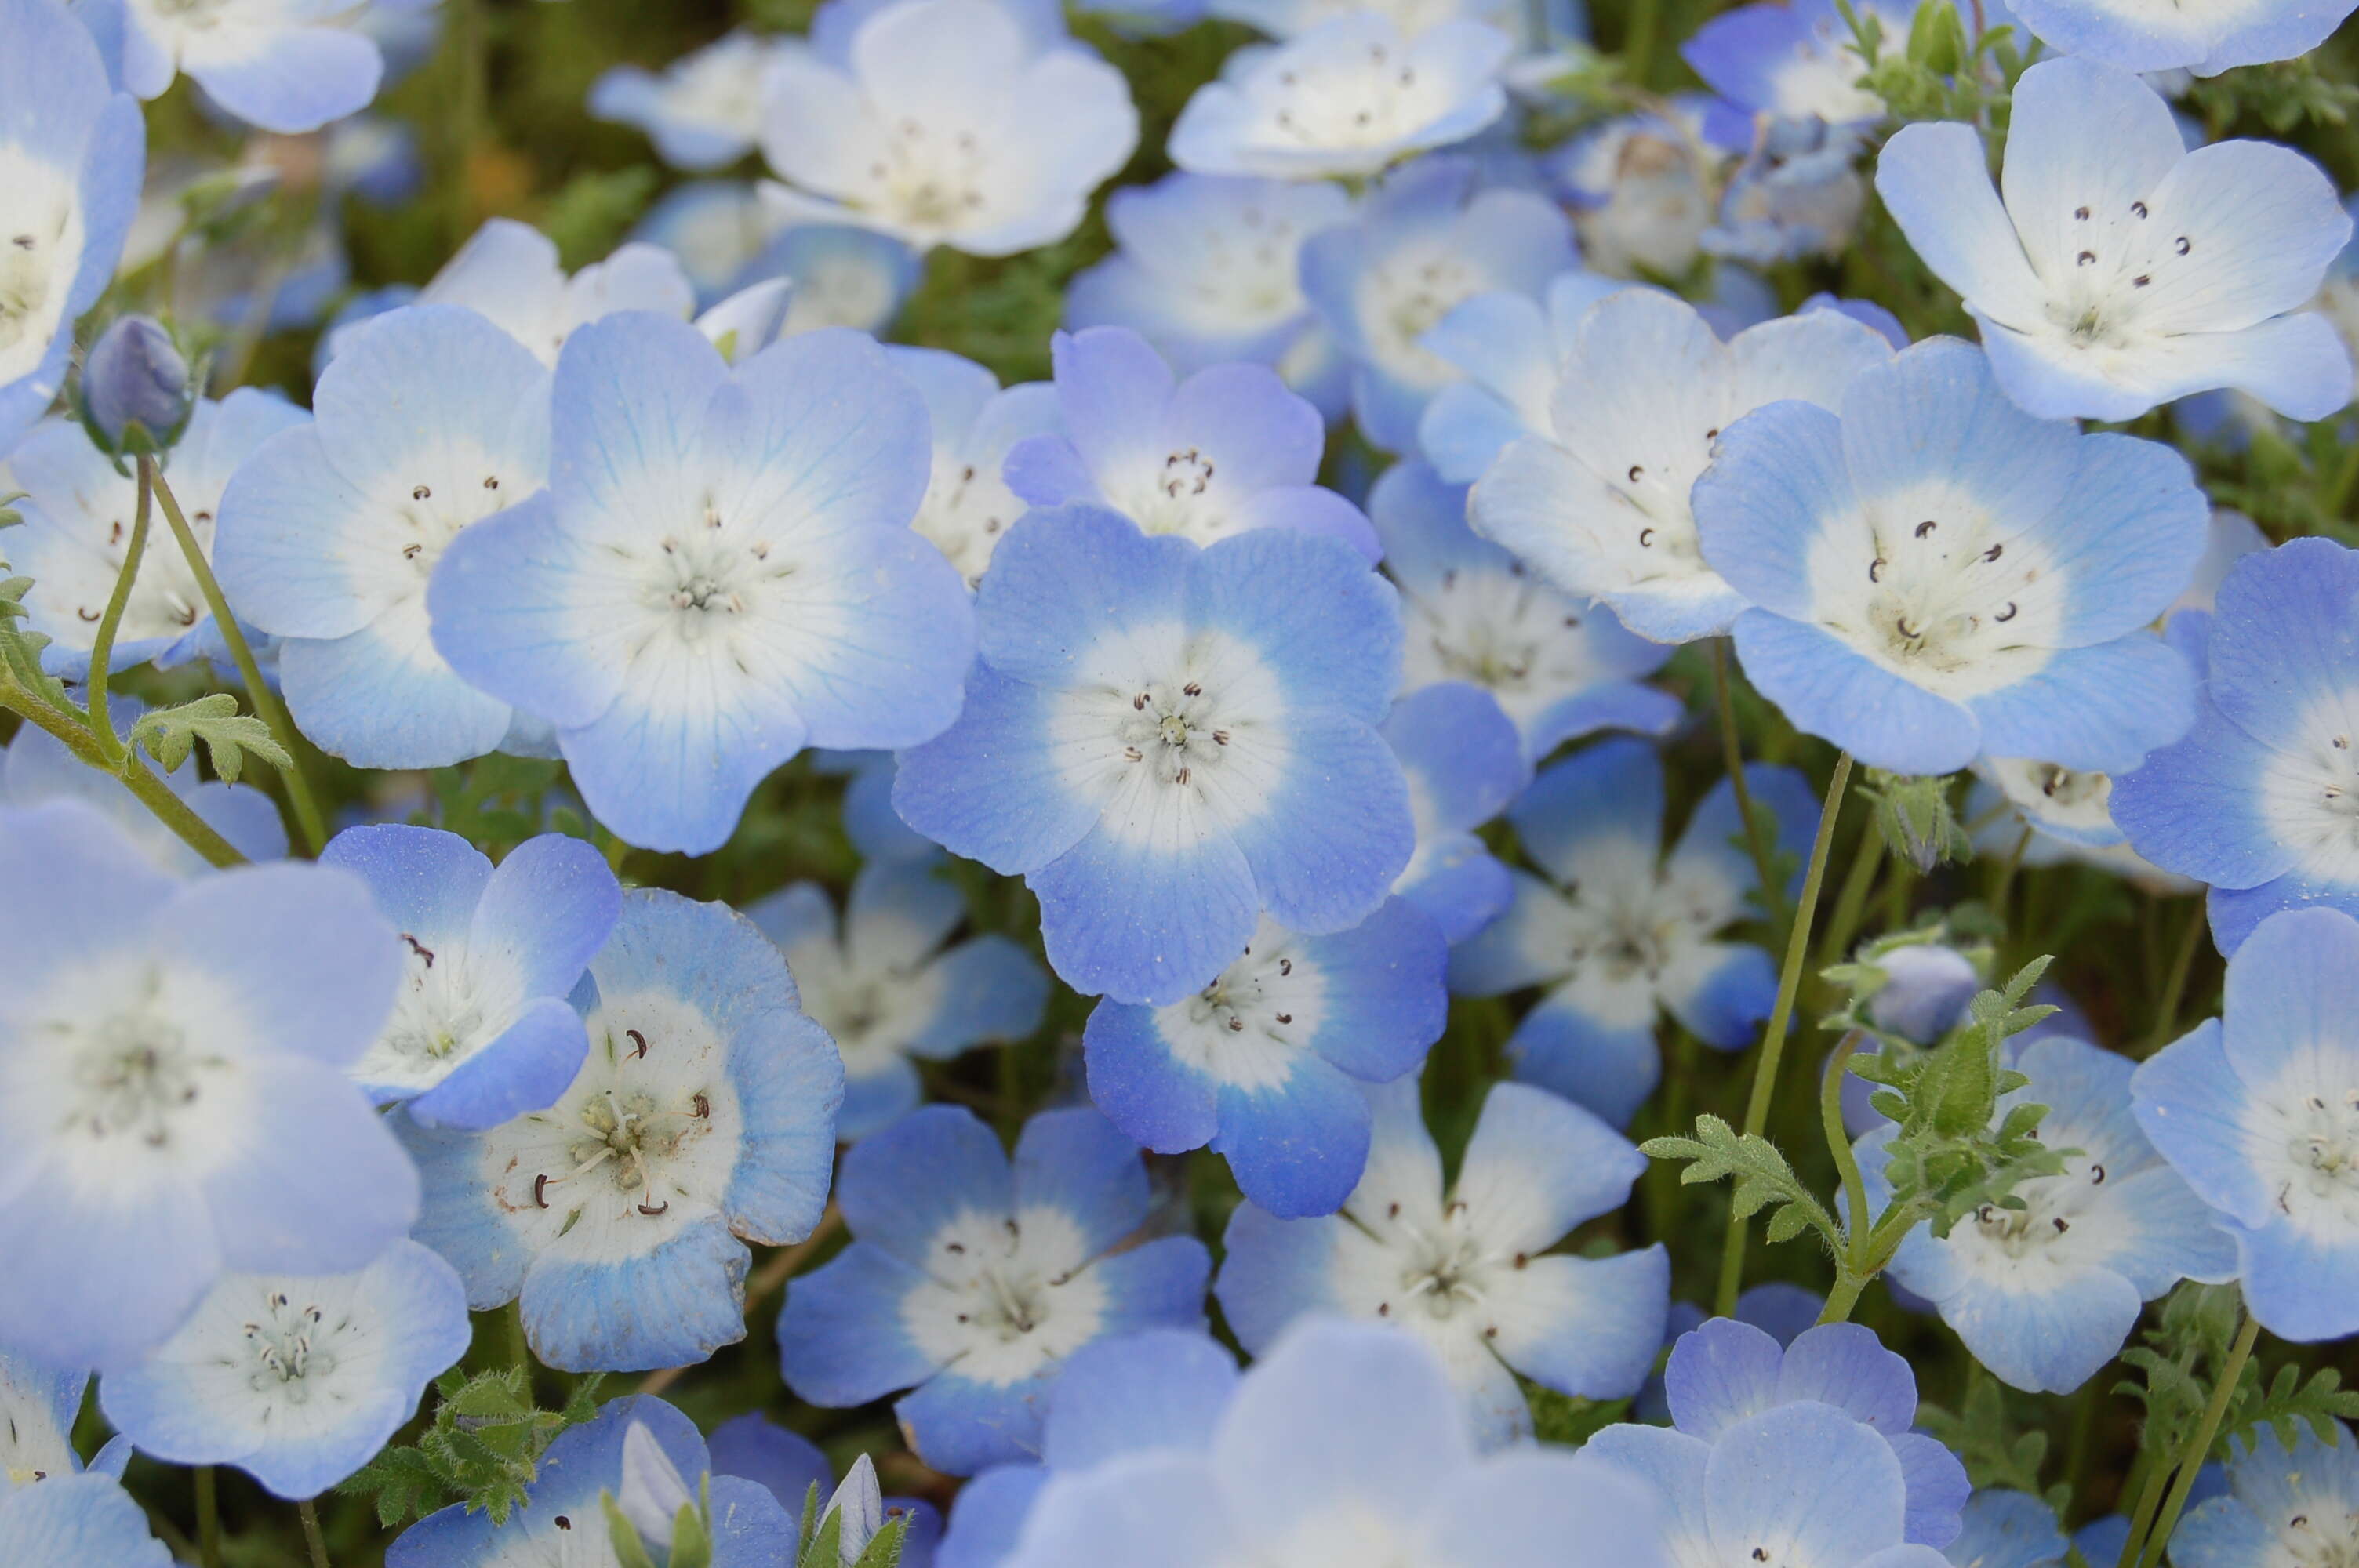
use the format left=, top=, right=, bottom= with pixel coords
left=299, top=1498, right=333, bottom=1568
left=0, top=687, right=245, bottom=866
left=84, top=459, right=153, bottom=764
left=195, top=1466, right=223, bottom=1568
left=2132, top=1311, right=2260, bottom=1568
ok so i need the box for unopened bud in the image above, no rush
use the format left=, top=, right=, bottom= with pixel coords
left=80, top=315, right=194, bottom=458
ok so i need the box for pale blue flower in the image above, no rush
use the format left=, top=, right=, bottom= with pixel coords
left=747, top=859, right=1048, bottom=1142
left=1210, top=0, right=1572, bottom=38
left=1450, top=737, right=1819, bottom=1126
left=1683, top=0, right=1910, bottom=136
left=0, top=798, right=414, bottom=1368
left=1416, top=270, right=1642, bottom=484
left=2, top=701, right=288, bottom=873
left=402, top=888, right=842, bottom=1371
left=97, top=1238, right=470, bottom=1498
left=777, top=1105, right=1210, bottom=1475
left=892, top=505, right=1412, bottom=1005
left=2168, top=1421, right=2359, bottom=1568
left=1, top=1345, right=127, bottom=1487
left=631, top=182, right=779, bottom=307
left=1876, top=59, right=2354, bottom=422
left=1381, top=681, right=1526, bottom=943
left=1943, top=1490, right=2068, bottom=1568
left=427, top=315, right=974, bottom=854
left=2006, top=0, right=2354, bottom=76
left=1219, top=1076, right=1667, bottom=1446
left=1468, top=288, right=1891, bottom=644
left=705, top=1414, right=943, bottom=1567
left=631, top=186, right=925, bottom=337
left=883, top=345, right=1060, bottom=586
left=816, top=750, right=939, bottom=865
left=0, top=1472, right=170, bottom=1567
left=118, top=0, right=387, bottom=132
left=1695, top=337, right=2206, bottom=776
left=2133, top=906, right=2359, bottom=1341
left=590, top=31, right=787, bottom=171
left=1549, top=97, right=1720, bottom=278
left=1701, top=120, right=1867, bottom=267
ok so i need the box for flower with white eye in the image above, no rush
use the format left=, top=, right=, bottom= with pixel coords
left=590, top=31, right=789, bottom=171
left=1417, top=270, right=1641, bottom=484
left=881, top=344, right=1062, bottom=587
left=2135, top=906, right=2359, bottom=1342
left=1169, top=12, right=1513, bottom=180
left=1862, top=1036, right=2237, bottom=1394
left=1550, top=98, right=1722, bottom=279
left=0, top=800, right=415, bottom=1369
left=2171, top=1421, right=2359, bottom=1568
left=96, top=1240, right=471, bottom=1499
left=758, top=0, right=1138, bottom=256
left=401, top=888, right=843, bottom=1373
left=0, top=0, right=143, bottom=451
left=1, top=1348, right=89, bottom=1493
left=116, top=0, right=388, bottom=133
left=1468, top=287, right=1892, bottom=645
left=1299, top=154, right=1576, bottom=453
left=1449, top=737, right=1819, bottom=1127
left=1380, top=682, right=1527, bottom=944
left=1373, top=460, right=1678, bottom=762
left=0, top=1472, right=172, bottom=1568
left=747, top=858, right=1049, bottom=1142
left=1693, top=336, right=2207, bottom=779
left=779, top=1105, right=1212, bottom=1476
left=1681, top=0, right=1912, bottom=136
left=1218, top=1076, right=1667, bottom=1447
left=2007, top=0, right=2358, bottom=75
left=1877, top=59, right=2354, bottom=423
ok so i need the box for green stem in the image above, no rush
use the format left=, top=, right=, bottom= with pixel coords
left=0, top=687, right=245, bottom=866
left=298, top=1499, right=332, bottom=1568
left=2133, top=1312, right=2261, bottom=1568
left=1716, top=751, right=1854, bottom=1317
left=1714, top=638, right=1786, bottom=935
left=2321, top=432, right=2359, bottom=521
left=1817, top=1029, right=1873, bottom=1324
left=2113, top=1463, right=2171, bottom=1568
left=1990, top=823, right=2034, bottom=929
left=1623, top=0, right=1663, bottom=86
left=2143, top=902, right=2209, bottom=1054
left=1816, top=825, right=1885, bottom=973
left=195, top=1465, right=223, bottom=1568
left=145, top=458, right=329, bottom=855
left=83, top=458, right=153, bottom=764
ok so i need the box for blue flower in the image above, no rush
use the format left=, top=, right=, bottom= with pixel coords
left=631, top=183, right=779, bottom=307
left=1467, top=288, right=1892, bottom=644
left=2111, top=539, right=2359, bottom=952
left=758, top=0, right=1136, bottom=255
left=705, top=1414, right=944, bottom=1566
left=1210, top=0, right=1564, bottom=36
left=1416, top=270, right=1641, bottom=484
left=2, top=699, right=288, bottom=873
left=1, top=1345, right=118, bottom=1486
left=1942, top=1491, right=2068, bottom=1568
left=939, top=1328, right=1238, bottom=1568
left=1006, top=1320, right=1666, bottom=1568
left=318, top=826, right=623, bottom=1130
left=1696, top=336, right=2206, bottom=776
left=387, top=1395, right=798, bottom=1567
left=754, top=223, right=926, bottom=338
left=1590, top=1317, right=1970, bottom=1555
left=778, top=1105, right=1211, bottom=1475
left=1005, top=327, right=1376, bottom=559
left=0, top=799, right=414, bottom=1368
left=2168, top=1421, right=2359, bottom=1568
left=116, top=0, right=387, bottom=132
left=1450, top=737, right=1819, bottom=1126
left=1860, top=1036, right=2236, bottom=1393
left=1219, top=1076, right=1667, bottom=1446
left=0, top=0, right=142, bottom=451
left=1636, top=1282, right=1824, bottom=1421
left=893, top=505, right=1412, bottom=1005
left=96, top=1238, right=469, bottom=1498
left=213, top=304, right=553, bottom=771
left=2008, top=0, right=2354, bottom=74
left=1084, top=899, right=1444, bottom=1217
left=747, top=859, right=1049, bottom=1142
left=1169, top=13, right=1512, bottom=180
left=1876, top=59, right=2354, bottom=423
left=1549, top=98, right=1720, bottom=278
left=1380, top=681, right=1527, bottom=943
left=2077, top=1468, right=2227, bottom=1567
left=2132, top=906, right=2359, bottom=1341
left=590, top=31, right=787, bottom=171
left=427, top=315, right=975, bottom=855
left=402, top=888, right=842, bottom=1372
left=1374, top=459, right=1680, bottom=760
left=1065, top=172, right=1354, bottom=421
left=1299, top=155, right=1577, bottom=452
left=1683, top=0, right=1908, bottom=136
left=1701, top=120, right=1868, bottom=267
left=0, top=1472, right=171, bottom=1568
left=883, top=344, right=1062, bottom=586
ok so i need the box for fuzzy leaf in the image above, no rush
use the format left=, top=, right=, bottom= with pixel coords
left=1641, top=1115, right=1841, bottom=1251
left=129, top=692, right=290, bottom=785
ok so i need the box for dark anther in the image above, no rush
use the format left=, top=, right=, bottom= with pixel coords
left=484, top=476, right=500, bottom=490
left=2077, top=251, right=2095, bottom=266
left=1133, top=692, right=1149, bottom=710
left=1275, top=1012, right=1292, bottom=1024
left=2132, top=274, right=2150, bottom=288
left=2175, top=236, right=2190, bottom=255
left=2131, top=200, right=2148, bottom=218
left=1278, top=958, right=1292, bottom=975
left=2052, top=1216, right=2070, bottom=1232
left=947, top=1241, right=965, bottom=1254
left=1869, top=558, right=1884, bottom=583
left=1388, top=1201, right=1401, bottom=1218
left=692, top=1093, right=711, bottom=1120
left=1514, top=1251, right=1528, bottom=1268
left=1706, top=426, right=1720, bottom=439
left=532, top=1174, right=551, bottom=1209
left=412, top=485, right=431, bottom=501
left=402, top=934, right=436, bottom=967
left=638, top=1200, right=671, bottom=1216
left=402, top=543, right=422, bottom=559
left=1915, top=519, right=1937, bottom=537
left=1213, top=730, right=1230, bottom=746
left=1983, top=543, right=2004, bottom=562
left=2074, top=205, right=2090, bottom=219
left=2090, top=1163, right=2105, bottom=1184
left=1996, top=602, right=2018, bottom=622
left=1377, top=1301, right=1390, bottom=1316
left=1627, top=463, right=1644, bottom=482
left=1176, top=766, right=1191, bottom=785
left=554, top=1516, right=572, bottom=1531
left=1183, top=681, right=1203, bottom=697
left=1227, top=1017, right=1245, bottom=1032
left=627, top=1029, right=649, bottom=1058
left=1638, top=528, right=1655, bottom=547
left=77, top=606, right=100, bottom=622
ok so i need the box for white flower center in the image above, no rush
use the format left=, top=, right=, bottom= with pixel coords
left=354, top=933, right=527, bottom=1095
left=903, top=1207, right=1111, bottom=1385
left=390, top=469, right=518, bottom=590
left=2040, top=197, right=2203, bottom=350
left=0, top=152, right=83, bottom=385
left=1365, top=249, right=1479, bottom=384
left=240, top=1288, right=344, bottom=1399
left=1399, top=556, right=1621, bottom=728
left=1256, top=38, right=1447, bottom=151
left=862, top=117, right=988, bottom=233
left=2273, top=1506, right=2359, bottom=1568
left=787, top=937, right=947, bottom=1077
left=2258, top=696, right=2359, bottom=886
left=625, top=494, right=799, bottom=650
left=1963, top=1153, right=2111, bottom=1261
left=66, top=999, right=216, bottom=1152
left=913, top=454, right=1022, bottom=586
left=2260, top=1081, right=2359, bottom=1229
left=1157, top=924, right=1327, bottom=1090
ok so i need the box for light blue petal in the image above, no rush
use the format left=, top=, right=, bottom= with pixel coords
left=1663, top=1316, right=1787, bottom=1440
left=839, top=1055, right=925, bottom=1145
left=405, top=996, right=589, bottom=1131
left=281, top=617, right=513, bottom=770
left=908, top=937, right=1049, bottom=1056
left=972, top=506, right=1194, bottom=688
left=1730, top=610, right=1981, bottom=776
left=2205, top=536, right=2359, bottom=750
left=1212, top=1203, right=1343, bottom=1354
left=1212, top=1054, right=1372, bottom=1218
left=1662, top=941, right=1779, bottom=1051
left=1032, top=814, right=1259, bottom=1006
left=522, top=1219, right=749, bottom=1373
left=0, top=1473, right=171, bottom=1568
left=1503, top=986, right=1662, bottom=1129
left=317, top=823, right=493, bottom=952
left=1041, top=1327, right=1238, bottom=1468
left=198, top=1057, right=421, bottom=1275
left=1457, top=1081, right=1646, bottom=1249
left=893, top=666, right=1103, bottom=876
left=777, top=1242, right=944, bottom=1406
left=1382, top=681, right=1530, bottom=835
left=897, top=1370, right=1049, bottom=1478
left=839, top=1105, right=1016, bottom=1268
left=1012, top=1108, right=1151, bottom=1254
left=1965, top=635, right=2196, bottom=775
left=185, top=25, right=381, bottom=134
left=2131, top=1020, right=2270, bottom=1226
left=2110, top=694, right=2292, bottom=891
left=1508, top=736, right=1664, bottom=889
left=940, top=1465, right=1048, bottom=1568
left=1693, top=397, right=1855, bottom=619
left=1703, top=1403, right=1910, bottom=1566
left=471, top=832, right=623, bottom=997
left=1939, top=1265, right=2143, bottom=1394
left=1488, top=1247, right=1670, bottom=1402
left=1083, top=1000, right=1221, bottom=1155
left=707, top=1413, right=832, bottom=1517
left=1445, top=871, right=1572, bottom=996
left=1188, top=528, right=1402, bottom=726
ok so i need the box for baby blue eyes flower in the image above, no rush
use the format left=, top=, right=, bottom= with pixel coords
left=1450, top=736, right=1818, bottom=1127
left=1416, top=269, right=1638, bottom=485
left=387, top=1394, right=798, bottom=1568
left=1373, top=459, right=1680, bottom=763
left=2006, top=0, right=2357, bottom=75
left=0, top=1472, right=172, bottom=1568
left=427, top=315, right=976, bottom=855
left=2132, top=906, right=2359, bottom=1342
left=402, top=887, right=843, bottom=1372
left=705, top=1414, right=946, bottom=1566
left=2111, top=539, right=2359, bottom=953
left=1943, top=1491, right=2070, bottom=1568
left=0, top=799, right=416, bottom=1369
left=1859, top=1036, right=2237, bottom=1395
left=1550, top=99, right=1717, bottom=278
left=1467, top=287, right=1892, bottom=645
left=589, top=30, right=786, bottom=171
left=1695, top=336, right=2208, bottom=779
left=892, top=505, right=1412, bottom=1006
left=2169, top=1421, right=2359, bottom=1568
left=1218, top=1076, right=1668, bottom=1446
left=96, top=1238, right=471, bottom=1499
left=1875, top=59, right=2354, bottom=424
left=777, top=1105, right=1212, bottom=1476
left=1168, top=13, right=1513, bottom=180
left=1681, top=0, right=1905, bottom=136
left=747, top=858, right=1049, bottom=1142
left=0, top=1345, right=118, bottom=1488
left=882, top=344, right=1062, bottom=587
left=1591, top=1317, right=1970, bottom=1555
left=1007, top=1319, right=1667, bottom=1568
left=5, top=392, right=306, bottom=680
left=319, top=825, right=623, bottom=1131
left=0, top=0, right=144, bottom=452
left=1380, top=681, right=1527, bottom=943
left=758, top=0, right=1139, bottom=256
left=1005, top=326, right=1377, bottom=558
left=115, top=0, right=387, bottom=132
left=1083, top=899, right=1445, bottom=1218
left=213, top=304, right=552, bottom=771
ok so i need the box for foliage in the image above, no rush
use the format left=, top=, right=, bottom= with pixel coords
left=339, top=1366, right=608, bottom=1527
left=1641, top=1114, right=1845, bottom=1250
left=1917, top=1374, right=2068, bottom=1515
left=127, top=691, right=290, bottom=784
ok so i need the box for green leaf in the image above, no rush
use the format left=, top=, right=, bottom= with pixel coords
left=1640, top=1115, right=1842, bottom=1252
left=602, top=1495, right=663, bottom=1568
left=1917, top=1377, right=2059, bottom=1511
left=338, top=1366, right=607, bottom=1526
left=543, top=165, right=662, bottom=269
left=1522, top=1385, right=1632, bottom=1447
left=128, top=692, right=291, bottom=785
left=850, top=1515, right=910, bottom=1568
left=1856, top=770, right=1972, bottom=873
left=801, top=1508, right=845, bottom=1568
left=2221, top=1360, right=2359, bottom=1456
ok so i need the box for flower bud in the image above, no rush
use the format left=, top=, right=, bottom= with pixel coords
left=1865, top=943, right=1982, bottom=1044
left=80, top=315, right=194, bottom=457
